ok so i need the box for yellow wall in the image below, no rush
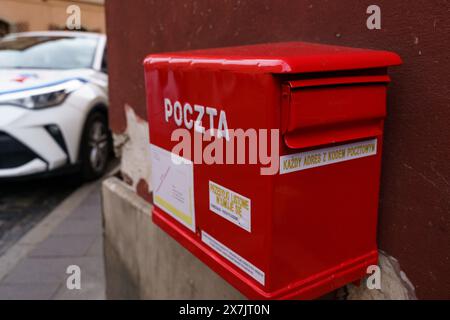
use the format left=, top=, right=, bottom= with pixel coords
left=0, top=0, right=105, bottom=33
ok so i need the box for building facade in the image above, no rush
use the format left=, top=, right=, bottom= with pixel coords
left=0, top=0, right=105, bottom=35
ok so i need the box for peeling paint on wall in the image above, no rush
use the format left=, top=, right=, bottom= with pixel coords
left=113, top=104, right=152, bottom=194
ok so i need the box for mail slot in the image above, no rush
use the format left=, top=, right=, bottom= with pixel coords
left=144, top=42, right=401, bottom=299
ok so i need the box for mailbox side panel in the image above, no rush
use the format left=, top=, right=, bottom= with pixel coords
left=145, top=66, right=280, bottom=297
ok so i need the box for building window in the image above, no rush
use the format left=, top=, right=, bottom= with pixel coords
left=0, top=19, right=10, bottom=37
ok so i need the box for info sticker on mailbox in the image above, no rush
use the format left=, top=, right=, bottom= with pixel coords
left=150, top=144, right=196, bottom=232
left=209, top=181, right=251, bottom=232
left=280, top=138, right=378, bottom=174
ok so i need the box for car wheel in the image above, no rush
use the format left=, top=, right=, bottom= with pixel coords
left=80, top=112, right=110, bottom=181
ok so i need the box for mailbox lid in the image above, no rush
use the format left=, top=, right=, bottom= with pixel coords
left=144, top=41, right=401, bottom=74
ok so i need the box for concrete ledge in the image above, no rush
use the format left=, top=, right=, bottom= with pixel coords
left=101, top=176, right=244, bottom=299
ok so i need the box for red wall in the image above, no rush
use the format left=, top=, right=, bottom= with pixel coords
left=105, top=0, right=450, bottom=299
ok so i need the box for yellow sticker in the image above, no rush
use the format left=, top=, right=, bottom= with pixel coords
left=209, top=181, right=251, bottom=232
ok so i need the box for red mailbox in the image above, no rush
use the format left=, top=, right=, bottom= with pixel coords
left=144, top=42, right=401, bottom=299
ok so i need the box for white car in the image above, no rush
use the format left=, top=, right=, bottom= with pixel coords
left=0, top=31, right=110, bottom=180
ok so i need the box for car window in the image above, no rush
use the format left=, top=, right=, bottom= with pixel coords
left=0, top=36, right=98, bottom=69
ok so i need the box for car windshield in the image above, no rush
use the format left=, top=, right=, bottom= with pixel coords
left=0, top=36, right=98, bottom=70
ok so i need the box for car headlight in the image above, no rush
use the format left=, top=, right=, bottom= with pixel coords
left=0, top=78, right=85, bottom=109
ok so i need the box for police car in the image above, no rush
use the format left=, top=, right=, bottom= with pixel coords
left=0, top=31, right=110, bottom=180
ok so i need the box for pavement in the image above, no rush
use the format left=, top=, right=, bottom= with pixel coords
left=0, top=174, right=111, bottom=300
left=0, top=175, right=82, bottom=256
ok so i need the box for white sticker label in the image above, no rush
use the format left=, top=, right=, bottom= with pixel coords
left=201, top=231, right=265, bottom=285
left=280, top=138, right=378, bottom=174
left=150, top=144, right=196, bottom=232
left=209, top=181, right=251, bottom=232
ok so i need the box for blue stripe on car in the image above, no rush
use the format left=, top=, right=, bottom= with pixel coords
left=0, top=78, right=87, bottom=95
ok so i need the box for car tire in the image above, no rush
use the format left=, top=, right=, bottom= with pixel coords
left=80, top=111, right=111, bottom=181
